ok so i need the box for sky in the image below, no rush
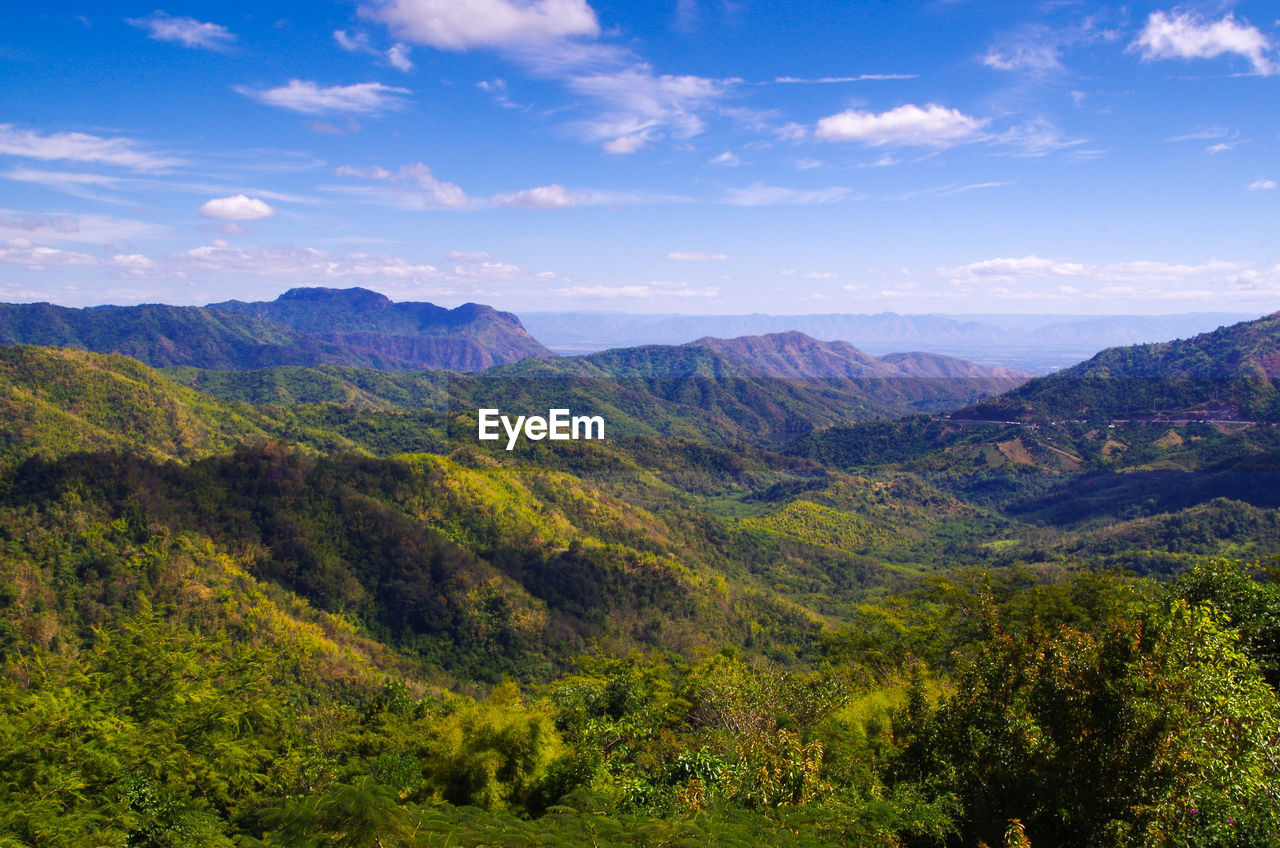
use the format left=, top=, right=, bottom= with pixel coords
left=1, top=0, right=1279, bottom=315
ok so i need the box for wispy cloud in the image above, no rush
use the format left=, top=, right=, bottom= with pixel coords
left=334, top=29, right=414, bottom=71
left=771, top=73, right=916, bottom=84
left=1248, top=180, right=1276, bottom=191
left=236, top=80, right=411, bottom=115
left=127, top=12, right=235, bottom=51
left=667, top=251, right=728, bottom=261
left=1131, top=10, right=1274, bottom=75
left=721, top=183, right=855, bottom=206
left=553, top=281, right=718, bottom=299
left=941, top=255, right=1248, bottom=284
left=897, top=181, right=1013, bottom=200
left=0, top=124, right=183, bottom=171
left=330, top=163, right=469, bottom=208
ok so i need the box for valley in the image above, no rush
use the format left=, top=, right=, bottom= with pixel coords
left=1, top=295, right=1278, bottom=847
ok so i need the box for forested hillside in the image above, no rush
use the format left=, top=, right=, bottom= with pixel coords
left=956, top=311, right=1280, bottom=421
left=2, top=312, right=1279, bottom=846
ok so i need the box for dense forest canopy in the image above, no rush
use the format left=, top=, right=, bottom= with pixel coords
left=2, top=309, right=1279, bottom=846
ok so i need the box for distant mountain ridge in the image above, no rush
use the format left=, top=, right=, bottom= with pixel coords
left=690, top=331, right=1030, bottom=381
left=0, top=288, right=550, bottom=371
left=520, top=310, right=1259, bottom=372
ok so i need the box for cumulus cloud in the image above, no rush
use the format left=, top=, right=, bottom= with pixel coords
left=0, top=124, right=183, bottom=171
left=1131, top=10, right=1273, bottom=75
left=491, top=183, right=580, bottom=209
left=667, top=251, right=728, bottom=261
left=330, top=162, right=469, bottom=208
left=198, top=195, right=276, bottom=221
left=815, top=104, right=988, bottom=146
left=1249, top=180, right=1276, bottom=191
left=360, top=0, right=600, bottom=50
left=236, top=80, right=411, bottom=115
left=127, top=12, right=235, bottom=51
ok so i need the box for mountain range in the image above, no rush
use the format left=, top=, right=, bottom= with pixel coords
left=0, top=287, right=549, bottom=371
left=1, top=295, right=1278, bottom=845
left=520, top=310, right=1260, bottom=372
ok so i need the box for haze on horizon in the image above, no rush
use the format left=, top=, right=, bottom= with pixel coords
left=2, top=1, right=1279, bottom=316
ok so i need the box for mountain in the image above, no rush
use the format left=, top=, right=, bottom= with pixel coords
left=208, top=287, right=550, bottom=369
left=690, top=331, right=1030, bottom=382
left=0, top=345, right=272, bottom=463
left=519, top=310, right=1257, bottom=371
left=0, top=289, right=550, bottom=372
left=954, top=311, right=1280, bottom=422
left=0, top=301, right=379, bottom=369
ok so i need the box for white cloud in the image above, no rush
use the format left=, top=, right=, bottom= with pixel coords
left=941, top=255, right=1249, bottom=285
left=897, top=181, right=1013, bottom=200
left=0, top=238, right=100, bottom=269
left=2, top=167, right=124, bottom=199
left=361, top=0, right=600, bottom=50
left=236, top=80, right=411, bottom=115
left=452, top=260, right=522, bottom=277
left=668, top=251, right=728, bottom=261
left=604, top=133, right=650, bottom=154
left=772, top=74, right=917, bottom=83
left=446, top=250, right=492, bottom=261
left=804, top=271, right=837, bottom=279
left=815, top=103, right=988, bottom=146
left=1249, top=180, right=1276, bottom=191
left=127, top=12, right=235, bottom=51
left=330, top=162, right=469, bottom=208
left=710, top=151, right=740, bottom=166
left=722, top=183, right=854, bottom=206
left=198, top=195, right=276, bottom=221
left=491, top=183, right=580, bottom=209
left=983, top=41, right=1061, bottom=72
left=335, top=29, right=414, bottom=71
left=177, top=242, right=440, bottom=279
left=566, top=65, right=732, bottom=152
left=1131, top=10, right=1273, bottom=74
left=0, top=210, right=165, bottom=244
left=553, top=281, right=718, bottom=298
left=0, top=124, right=183, bottom=171
left=387, top=43, right=414, bottom=71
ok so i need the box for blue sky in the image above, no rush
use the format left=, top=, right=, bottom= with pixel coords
left=2, top=0, right=1279, bottom=314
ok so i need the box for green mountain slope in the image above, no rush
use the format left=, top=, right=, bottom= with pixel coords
left=0, top=345, right=273, bottom=463
left=955, top=311, right=1280, bottom=421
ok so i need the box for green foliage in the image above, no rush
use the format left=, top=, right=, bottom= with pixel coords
left=895, top=595, right=1280, bottom=847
